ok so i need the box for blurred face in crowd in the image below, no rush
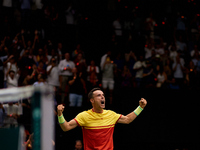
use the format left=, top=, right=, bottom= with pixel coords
left=90, top=60, right=95, bottom=66
left=51, top=58, right=56, bottom=64
left=65, top=53, right=70, bottom=61
left=72, top=67, right=77, bottom=74
left=38, top=61, right=44, bottom=68
left=75, top=140, right=82, bottom=150
left=77, top=53, right=83, bottom=61
left=58, top=43, right=62, bottom=49
left=9, top=71, right=15, bottom=79
left=38, top=48, right=43, bottom=55
left=51, top=49, right=56, bottom=56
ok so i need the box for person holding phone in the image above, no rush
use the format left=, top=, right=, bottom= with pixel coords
left=102, top=56, right=116, bottom=104
left=58, top=53, right=75, bottom=103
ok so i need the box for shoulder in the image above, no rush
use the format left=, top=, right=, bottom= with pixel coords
left=104, top=109, right=117, bottom=115
left=76, top=110, right=91, bottom=117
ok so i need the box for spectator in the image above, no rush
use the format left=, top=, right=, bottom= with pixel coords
left=6, top=70, right=19, bottom=88
left=176, top=35, right=187, bottom=55
left=102, top=55, right=116, bottom=104
left=74, top=140, right=83, bottom=150
left=144, top=12, right=156, bottom=39
left=100, top=50, right=112, bottom=71
left=3, top=55, right=16, bottom=88
left=74, top=53, right=87, bottom=80
left=47, top=48, right=59, bottom=65
left=191, top=51, right=199, bottom=67
left=142, top=60, right=155, bottom=88
left=36, top=60, right=46, bottom=76
left=3, top=102, right=22, bottom=128
left=190, top=44, right=200, bottom=58
left=125, top=51, right=137, bottom=77
left=6, top=60, right=20, bottom=88
left=121, top=64, right=132, bottom=88
left=172, top=55, right=185, bottom=88
left=161, top=49, right=170, bottom=67
left=71, top=44, right=84, bottom=60
left=155, top=42, right=165, bottom=56
left=113, top=17, right=123, bottom=42
left=58, top=53, right=75, bottom=103
left=57, top=42, right=63, bottom=61
left=87, top=60, right=100, bottom=89
left=133, top=55, right=146, bottom=88
left=33, top=48, right=48, bottom=66
left=169, top=42, right=178, bottom=63
left=33, top=73, right=46, bottom=86
left=18, top=49, right=35, bottom=86
left=144, top=42, right=154, bottom=59
left=169, top=78, right=180, bottom=90
left=164, top=58, right=173, bottom=80
left=46, top=58, right=60, bottom=90
left=68, top=68, right=87, bottom=107
left=22, top=69, right=36, bottom=86
left=156, top=64, right=167, bottom=88
left=185, top=60, right=198, bottom=89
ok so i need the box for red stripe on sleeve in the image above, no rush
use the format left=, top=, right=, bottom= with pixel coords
left=74, top=118, right=80, bottom=126
left=115, top=114, right=122, bottom=124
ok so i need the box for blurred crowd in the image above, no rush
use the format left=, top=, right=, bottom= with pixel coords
left=0, top=1, right=200, bottom=149
left=0, top=0, right=200, bottom=97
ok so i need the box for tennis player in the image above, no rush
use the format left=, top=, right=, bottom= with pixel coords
left=57, top=87, right=147, bottom=150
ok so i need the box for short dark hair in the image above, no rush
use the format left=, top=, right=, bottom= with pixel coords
left=88, top=87, right=101, bottom=99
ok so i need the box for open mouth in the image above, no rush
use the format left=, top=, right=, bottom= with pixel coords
left=101, top=101, right=105, bottom=105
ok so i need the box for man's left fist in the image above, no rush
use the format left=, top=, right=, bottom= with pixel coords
left=139, top=98, right=147, bottom=109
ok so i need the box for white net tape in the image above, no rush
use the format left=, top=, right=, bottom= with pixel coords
left=0, top=85, right=53, bottom=102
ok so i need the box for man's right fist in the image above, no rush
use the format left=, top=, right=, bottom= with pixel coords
left=57, top=104, right=65, bottom=116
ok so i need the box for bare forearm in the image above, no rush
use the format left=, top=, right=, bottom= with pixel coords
left=126, top=111, right=137, bottom=124
left=59, top=121, right=69, bottom=131
left=58, top=114, right=77, bottom=131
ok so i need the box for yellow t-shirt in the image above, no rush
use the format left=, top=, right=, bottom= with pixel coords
left=74, top=109, right=122, bottom=150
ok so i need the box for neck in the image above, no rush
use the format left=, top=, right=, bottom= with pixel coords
left=92, top=107, right=103, bottom=113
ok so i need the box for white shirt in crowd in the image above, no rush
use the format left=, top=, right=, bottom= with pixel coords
left=172, top=61, right=184, bottom=78
left=7, top=73, right=19, bottom=88
left=113, top=19, right=122, bottom=36
left=133, top=61, right=146, bottom=78
left=144, top=47, right=153, bottom=59
left=46, top=65, right=60, bottom=87
left=4, top=62, right=18, bottom=81
left=58, top=59, right=75, bottom=76
left=3, top=103, right=22, bottom=127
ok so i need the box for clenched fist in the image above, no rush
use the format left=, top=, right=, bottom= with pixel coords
left=139, top=98, right=147, bottom=109
left=57, top=104, right=65, bottom=116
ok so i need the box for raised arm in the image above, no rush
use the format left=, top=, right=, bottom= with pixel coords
left=57, top=104, right=78, bottom=131
left=118, top=98, right=147, bottom=124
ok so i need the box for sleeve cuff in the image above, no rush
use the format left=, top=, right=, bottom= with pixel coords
left=74, top=118, right=80, bottom=127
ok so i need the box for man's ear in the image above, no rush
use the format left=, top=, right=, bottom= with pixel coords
left=90, top=98, right=94, bottom=104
